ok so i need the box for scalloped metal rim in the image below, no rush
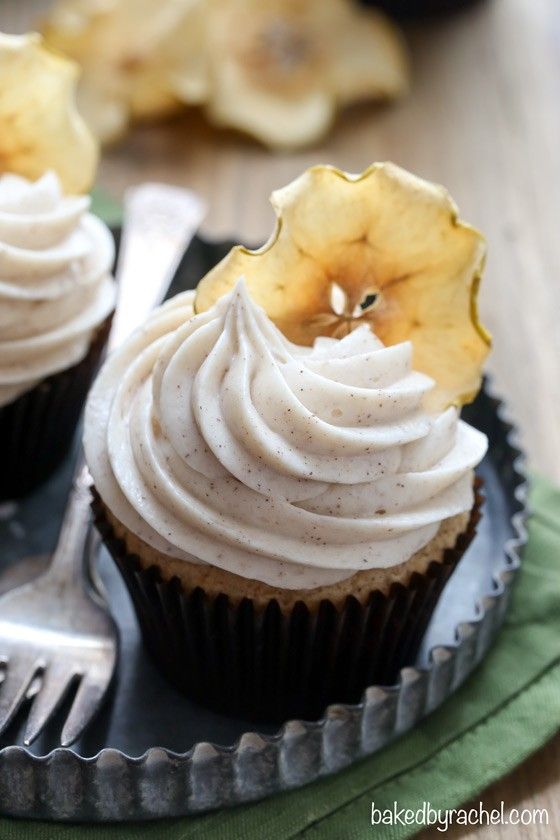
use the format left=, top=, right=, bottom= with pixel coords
left=0, top=378, right=528, bottom=822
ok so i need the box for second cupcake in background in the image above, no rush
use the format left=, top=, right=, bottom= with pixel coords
left=0, top=33, right=115, bottom=500
left=85, top=162, right=490, bottom=722
left=0, top=171, right=115, bottom=500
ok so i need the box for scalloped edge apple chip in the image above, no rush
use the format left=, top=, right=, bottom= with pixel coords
left=195, top=163, right=491, bottom=411
left=41, top=0, right=203, bottom=145
left=200, top=0, right=408, bottom=149
left=0, top=32, right=98, bottom=193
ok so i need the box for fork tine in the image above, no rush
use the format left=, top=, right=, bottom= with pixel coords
left=0, top=657, right=42, bottom=735
left=23, top=663, right=76, bottom=746
left=60, top=669, right=112, bottom=747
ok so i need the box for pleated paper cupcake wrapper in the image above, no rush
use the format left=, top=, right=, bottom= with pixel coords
left=0, top=319, right=111, bottom=502
left=93, top=485, right=482, bottom=724
left=369, top=0, right=481, bottom=19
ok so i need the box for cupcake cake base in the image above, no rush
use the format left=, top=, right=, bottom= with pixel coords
left=93, top=481, right=482, bottom=723
left=0, top=318, right=111, bottom=502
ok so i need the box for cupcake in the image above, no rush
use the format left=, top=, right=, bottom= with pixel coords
left=85, top=163, right=489, bottom=722
left=0, top=171, right=115, bottom=500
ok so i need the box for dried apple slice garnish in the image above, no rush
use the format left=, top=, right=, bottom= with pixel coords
left=195, top=163, right=491, bottom=412
left=0, top=32, right=98, bottom=193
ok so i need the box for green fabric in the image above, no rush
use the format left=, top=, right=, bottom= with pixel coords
left=90, top=187, right=123, bottom=229
left=2, top=474, right=560, bottom=839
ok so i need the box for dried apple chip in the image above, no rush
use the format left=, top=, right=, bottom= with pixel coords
left=200, top=0, right=408, bottom=149
left=42, top=0, right=205, bottom=144
left=0, top=32, right=97, bottom=193
left=195, top=163, right=490, bottom=411
left=42, top=0, right=407, bottom=149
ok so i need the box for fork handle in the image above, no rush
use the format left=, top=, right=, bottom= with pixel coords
left=46, top=185, right=205, bottom=591
left=47, top=456, right=93, bottom=588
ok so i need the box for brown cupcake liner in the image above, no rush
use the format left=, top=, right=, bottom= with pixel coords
left=0, top=317, right=112, bottom=502
left=93, top=482, right=483, bottom=723
left=365, top=0, right=484, bottom=18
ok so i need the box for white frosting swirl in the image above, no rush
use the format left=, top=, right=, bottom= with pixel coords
left=0, top=171, right=116, bottom=406
left=85, top=282, right=487, bottom=590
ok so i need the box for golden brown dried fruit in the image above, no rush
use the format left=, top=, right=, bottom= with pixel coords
left=194, top=0, right=408, bottom=148
left=42, top=0, right=407, bottom=149
left=0, top=32, right=98, bottom=193
left=195, top=163, right=491, bottom=411
left=42, top=0, right=205, bottom=143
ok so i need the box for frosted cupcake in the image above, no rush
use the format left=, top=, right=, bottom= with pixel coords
left=0, top=171, right=115, bottom=499
left=86, top=163, right=490, bottom=721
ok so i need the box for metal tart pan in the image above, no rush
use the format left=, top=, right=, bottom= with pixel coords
left=0, top=237, right=528, bottom=822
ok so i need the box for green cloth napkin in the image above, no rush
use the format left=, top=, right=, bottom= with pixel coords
left=2, top=474, right=559, bottom=839
left=90, top=188, right=123, bottom=229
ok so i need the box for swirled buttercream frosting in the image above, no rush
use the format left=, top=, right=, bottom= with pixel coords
left=85, top=281, right=487, bottom=589
left=0, top=171, right=115, bottom=407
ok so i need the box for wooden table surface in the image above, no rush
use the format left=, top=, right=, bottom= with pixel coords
left=4, top=0, right=560, bottom=836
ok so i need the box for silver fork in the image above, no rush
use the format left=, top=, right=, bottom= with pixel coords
left=0, top=184, right=205, bottom=747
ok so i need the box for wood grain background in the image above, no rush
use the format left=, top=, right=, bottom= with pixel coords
left=3, top=0, right=560, bottom=836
